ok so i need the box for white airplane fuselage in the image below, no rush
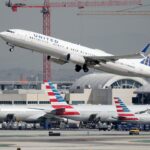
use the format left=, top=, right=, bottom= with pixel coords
left=0, top=103, right=150, bottom=123
left=56, top=104, right=150, bottom=123
left=0, top=29, right=150, bottom=77
left=0, top=105, right=48, bottom=122
left=0, top=104, right=149, bottom=124
left=138, top=114, right=150, bottom=123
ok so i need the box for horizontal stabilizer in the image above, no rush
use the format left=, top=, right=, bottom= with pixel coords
left=51, top=108, right=65, bottom=115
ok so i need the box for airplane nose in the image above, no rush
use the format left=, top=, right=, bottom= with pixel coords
left=0, top=32, right=5, bottom=38
left=0, top=32, right=7, bottom=39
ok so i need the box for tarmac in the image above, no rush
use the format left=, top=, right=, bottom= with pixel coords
left=0, top=130, right=150, bottom=150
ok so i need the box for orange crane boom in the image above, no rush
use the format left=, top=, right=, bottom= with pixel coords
left=6, top=0, right=142, bottom=12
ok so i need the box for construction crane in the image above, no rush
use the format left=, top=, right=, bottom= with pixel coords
left=6, top=0, right=142, bottom=80
left=6, top=0, right=142, bottom=12
left=77, top=0, right=150, bottom=16
left=42, top=0, right=51, bottom=81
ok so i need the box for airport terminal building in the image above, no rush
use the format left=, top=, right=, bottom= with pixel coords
left=69, top=73, right=148, bottom=105
left=0, top=73, right=149, bottom=106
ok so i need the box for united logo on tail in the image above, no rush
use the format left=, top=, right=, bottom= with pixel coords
left=114, top=97, right=139, bottom=121
left=44, top=80, right=80, bottom=116
left=140, top=43, right=150, bottom=66
left=140, top=56, right=150, bottom=66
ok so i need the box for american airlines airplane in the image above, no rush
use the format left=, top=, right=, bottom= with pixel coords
left=44, top=80, right=150, bottom=123
left=0, top=29, right=150, bottom=77
left=114, top=97, right=150, bottom=123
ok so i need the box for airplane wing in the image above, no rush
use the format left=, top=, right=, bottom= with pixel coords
left=135, top=109, right=150, bottom=114
left=85, top=43, right=150, bottom=64
left=85, top=53, right=141, bottom=64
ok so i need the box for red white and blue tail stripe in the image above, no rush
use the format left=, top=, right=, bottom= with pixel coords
left=44, top=80, right=80, bottom=116
left=114, top=97, right=139, bottom=121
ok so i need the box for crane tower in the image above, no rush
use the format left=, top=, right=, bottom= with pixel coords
left=42, top=0, right=51, bottom=80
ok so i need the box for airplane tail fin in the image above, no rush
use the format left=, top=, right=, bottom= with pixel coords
left=140, top=56, right=150, bottom=66
left=140, top=43, right=150, bottom=66
left=114, top=97, right=139, bottom=121
left=44, top=80, right=80, bottom=116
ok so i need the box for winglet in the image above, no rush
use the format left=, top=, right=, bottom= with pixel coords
left=141, top=43, right=150, bottom=53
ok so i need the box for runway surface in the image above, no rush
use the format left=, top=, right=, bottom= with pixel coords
left=0, top=130, right=150, bottom=150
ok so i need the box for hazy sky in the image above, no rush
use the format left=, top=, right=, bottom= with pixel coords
left=0, top=0, right=150, bottom=80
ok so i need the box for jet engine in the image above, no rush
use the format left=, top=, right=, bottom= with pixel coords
left=67, top=53, right=85, bottom=64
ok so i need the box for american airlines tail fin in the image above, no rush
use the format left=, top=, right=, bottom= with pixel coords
left=114, top=97, right=139, bottom=121
left=44, top=80, right=80, bottom=116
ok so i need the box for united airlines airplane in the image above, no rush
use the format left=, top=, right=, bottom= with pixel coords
left=0, top=29, right=150, bottom=77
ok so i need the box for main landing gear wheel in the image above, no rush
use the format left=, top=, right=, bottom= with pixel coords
left=83, top=64, right=89, bottom=72
left=75, top=65, right=82, bottom=72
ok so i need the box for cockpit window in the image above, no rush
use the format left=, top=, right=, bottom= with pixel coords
left=6, top=30, right=14, bottom=33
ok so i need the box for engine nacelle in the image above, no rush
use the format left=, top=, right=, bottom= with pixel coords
left=67, top=53, right=85, bottom=64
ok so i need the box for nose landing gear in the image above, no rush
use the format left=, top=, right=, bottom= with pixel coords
left=6, top=42, right=15, bottom=52
left=9, top=47, right=14, bottom=52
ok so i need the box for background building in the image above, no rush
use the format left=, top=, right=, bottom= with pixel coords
left=69, top=73, right=149, bottom=105
left=133, top=84, right=150, bottom=104
left=0, top=73, right=149, bottom=106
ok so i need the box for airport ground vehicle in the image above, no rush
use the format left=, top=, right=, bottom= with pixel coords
left=129, top=128, right=140, bottom=135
